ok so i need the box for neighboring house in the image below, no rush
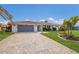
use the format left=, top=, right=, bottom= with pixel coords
left=0, top=23, right=2, bottom=31
left=12, top=21, right=60, bottom=32
left=0, top=23, right=6, bottom=31
left=0, top=26, right=1, bottom=31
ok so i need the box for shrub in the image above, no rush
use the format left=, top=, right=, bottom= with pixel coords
left=52, top=27, right=56, bottom=31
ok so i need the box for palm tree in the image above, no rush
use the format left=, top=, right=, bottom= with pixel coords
left=0, top=6, right=13, bottom=31
left=62, top=19, right=72, bottom=36
left=62, top=19, right=68, bottom=34
left=0, top=6, right=13, bottom=23
left=62, top=16, right=79, bottom=36
left=69, top=16, right=79, bottom=35
left=67, top=21, right=72, bottom=35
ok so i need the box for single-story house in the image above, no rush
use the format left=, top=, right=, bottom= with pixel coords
left=12, top=21, right=60, bottom=32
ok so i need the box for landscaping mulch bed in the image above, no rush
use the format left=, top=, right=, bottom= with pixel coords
left=59, top=33, right=79, bottom=41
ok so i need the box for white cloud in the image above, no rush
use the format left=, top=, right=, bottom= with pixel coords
left=57, top=19, right=64, bottom=25
left=0, top=21, right=8, bottom=24
left=76, top=21, right=79, bottom=26
left=39, top=17, right=64, bottom=25
left=25, top=19, right=31, bottom=21
left=48, top=17, right=55, bottom=21
left=39, top=19, right=45, bottom=22
left=47, top=17, right=64, bottom=25
left=24, top=17, right=64, bottom=25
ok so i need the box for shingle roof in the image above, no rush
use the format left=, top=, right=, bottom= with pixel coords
left=14, top=21, right=52, bottom=25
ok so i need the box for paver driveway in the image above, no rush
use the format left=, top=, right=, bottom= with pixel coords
left=0, top=32, right=76, bottom=54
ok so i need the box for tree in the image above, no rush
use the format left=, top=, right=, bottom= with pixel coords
left=61, top=16, right=79, bottom=36
left=61, top=19, right=68, bottom=34
left=66, top=20, right=72, bottom=35
left=0, top=6, right=13, bottom=24
left=45, top=20, right=47, bottom=23
left=0, top=6, right=13, bottom=31
left=69, top=16, right=79, bottom=35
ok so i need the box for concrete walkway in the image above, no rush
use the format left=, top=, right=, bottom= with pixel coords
left=0, top=32, right=76, bottom=54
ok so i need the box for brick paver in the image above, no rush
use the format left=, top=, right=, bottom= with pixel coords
left=0, top=32, right=76, bottom=54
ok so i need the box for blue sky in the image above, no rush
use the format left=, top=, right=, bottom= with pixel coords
left=0, top=4, right=79, bottom=24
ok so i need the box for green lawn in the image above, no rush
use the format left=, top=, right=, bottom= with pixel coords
left=59, top=30, right=79, bottom=37
left=72, top=30, right=79, bottom=37
left=0, top=31, right=14, bottom=41
left=42, top=31, right=79, bottom=53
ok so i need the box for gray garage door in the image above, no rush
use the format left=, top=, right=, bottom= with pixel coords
left=18, top=25, right=34, bottom=32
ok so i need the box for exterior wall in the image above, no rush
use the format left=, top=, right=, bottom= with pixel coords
left=12, top=24, right=60, bottom=32
left=34, top=25, right=38, bottom=32
left=12, top=24, right=38, bottom=32
left=40, top=25, right=43, bottom=32
left=0, top=27, right=2, bottom=31
left=12, top=25, right=17, bottom=32
left=34, top=25, right=43, bottom=32
left=56, top=27, right=59, bottom=30
left=37, top=25, right=42, bottom=31
left=50, top=25, right=53, bottom=30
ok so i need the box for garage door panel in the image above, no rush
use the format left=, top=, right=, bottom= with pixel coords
left=18, top=25, right=34, bottom=32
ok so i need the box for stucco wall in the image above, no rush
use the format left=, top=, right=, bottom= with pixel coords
left=34, top=25, right=38, bottom=32
left=34, top=25, right=43, bottom=32
left=40, top=25, right=43, bottom=32
left=12, top=25, right=17, bottom=32
left=12, top=24, right=43, bottom=32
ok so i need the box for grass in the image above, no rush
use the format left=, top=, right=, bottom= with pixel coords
left=42, top=31, right=79, bottom=53
left=0, top=31, right=14, bottom=41
left=59, top=30, right=79, bottom=37
left=72, top=30, right=79, bottom=37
